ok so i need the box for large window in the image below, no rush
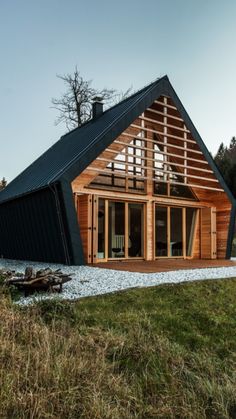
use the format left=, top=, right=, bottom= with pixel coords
left=155, top=205, right=197, bottom=257
left=170, top=207, right=183, bottom=256
left=186, top=207, right=197, bottom=256
left=97, top=198, right=105, bottom=259
left=90, top=134, right=145, bottom=193
left=128, top=203, right=144, bottom=257
left=97, top=199, right=144, bottom=260
left=108, top=201, right=125, bottom=258
left=155, top=206, right=168, bottom=256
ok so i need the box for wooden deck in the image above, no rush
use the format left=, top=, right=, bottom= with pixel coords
left=94, top=259, right=236, bottom=273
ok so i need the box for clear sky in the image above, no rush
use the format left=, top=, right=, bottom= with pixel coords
left=0, top=0, right=236, bottom=181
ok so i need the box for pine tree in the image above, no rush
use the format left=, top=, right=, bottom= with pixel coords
left=214, top=139, right=236, bottom=197
left=215, top=142, right=226, bottom=163
left=0, top=177, right=7, bottom=191
left=229, top=136, right=236, bottom=149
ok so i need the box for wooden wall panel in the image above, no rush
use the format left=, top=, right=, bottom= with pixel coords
left=192, top=214, right=200, bottom=259
left=209, top=193, right=231, bottom=259
left=216, top=207, right=231, bottom=259
left=146, top=201, right=153, bottom=260
left=77, top=194, right=92, bottom=263
left=201, top=207, right=216, bottom=259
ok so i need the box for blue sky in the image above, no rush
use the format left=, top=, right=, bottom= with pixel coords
left=0, top=0, right=236, bottom=181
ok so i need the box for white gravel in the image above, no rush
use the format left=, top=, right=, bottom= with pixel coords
left=0, top=258, right=236, bottom=306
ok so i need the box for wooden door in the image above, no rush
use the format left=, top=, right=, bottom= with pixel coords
left=201, top=207, right=217, bottom=259
left=77, top=194, right=92, bottom=263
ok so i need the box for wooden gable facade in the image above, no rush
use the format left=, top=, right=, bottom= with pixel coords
left=72, top=94, right=232, bottom=264
left=0, top=76, right=235, bottom=265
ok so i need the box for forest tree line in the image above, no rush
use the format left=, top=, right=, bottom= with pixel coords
left=214, top=137, right=236, bottom=197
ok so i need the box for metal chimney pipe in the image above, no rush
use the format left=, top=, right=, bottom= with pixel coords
left=92, top=96, right=103, bottom=119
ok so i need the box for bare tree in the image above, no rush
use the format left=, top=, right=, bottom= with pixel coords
left=0, top=177, right=7, bottom=191
left=51, top=67, right=132, bottom=131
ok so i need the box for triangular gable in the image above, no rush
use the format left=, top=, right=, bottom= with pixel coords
left=68, top=78, right=234, bottom=206
left=72, top=94, right=230, bottom=201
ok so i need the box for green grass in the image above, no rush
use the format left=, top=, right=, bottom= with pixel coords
left=0, top=277, right=236, bottom=418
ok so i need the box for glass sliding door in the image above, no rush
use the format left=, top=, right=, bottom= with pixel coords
left=155, top=206, right=168, bottom=256
left=155, top=205, right=197, bottom=258
left=186, top=208, right=197, bottom=256
left=96, top=198, right=145, bottom=261
left=170, top=207, right=183, bottom=256
left=108, top=201, right=125, bottom=258
left=97, top=198, right=105, bottom=260
left=128, top=203, right=144, bottom=257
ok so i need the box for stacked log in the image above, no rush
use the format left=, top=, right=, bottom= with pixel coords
left=1, top=267, right=73, bottom=296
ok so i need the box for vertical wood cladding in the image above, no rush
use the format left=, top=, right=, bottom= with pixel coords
left=201, top=207, right=217, bottom=259
left=0, top=188, right=68, bottom=263
left=77, top=194, right=92, bottom=263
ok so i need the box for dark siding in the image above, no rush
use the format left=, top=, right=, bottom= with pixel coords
left=227, top=203, right=236, bottom=259
left=57, top=182, right=85, bottom=265
left=0, top=188, right=68, bottom=263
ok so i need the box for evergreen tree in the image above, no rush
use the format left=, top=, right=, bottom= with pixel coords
left=229, top=136, right=236, bottom=149
left=0, top=177, right=7, bottom=191
left=214, top=138, right=236, bottom=197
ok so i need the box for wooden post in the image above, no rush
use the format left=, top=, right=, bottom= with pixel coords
left=183, top=207, right=186, bottom=258
left=184, top=125, right=187, bottom=184
left=146, top=200, right=153, bottom=260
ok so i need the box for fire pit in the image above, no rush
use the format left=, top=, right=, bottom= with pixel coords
left=2, top=266, right=73, bottom=296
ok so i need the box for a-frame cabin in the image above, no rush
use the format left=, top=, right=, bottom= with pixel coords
left=0, top=76, right=235, bottom=265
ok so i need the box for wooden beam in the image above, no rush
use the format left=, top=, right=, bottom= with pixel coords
left=90, top=159, right=217, bottom=183
left=130, top=124, right=196, bottom=144
left=100, top=140, right=212, bottom=176
left=183, top=207, right=186, bottom=258
left=106, top=144, right=209, bottom=166
left=154, top=100, right=177, bottom=110
left=167, top=206, right=170, bottom=257
left=125, top=202, right=129, bottom=258
left=105, top=199, right=108, bottom=260
left=114, top=137, right=203, bottom=156
left=75, top=190, right=213, bottom=208
left=139, top=116, right=190, bottom=133
left=147, top=107, right=184, bottom=122
left=85, top=168, right=223, bottom=191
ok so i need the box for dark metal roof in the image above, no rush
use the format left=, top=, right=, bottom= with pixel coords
left=0, top=77, right=160, bottom=203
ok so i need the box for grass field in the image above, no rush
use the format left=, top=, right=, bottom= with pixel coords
left=0, top=277, right=236, bottom=418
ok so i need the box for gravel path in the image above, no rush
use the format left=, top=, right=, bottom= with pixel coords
left=1, top=258, right=236, bottom=306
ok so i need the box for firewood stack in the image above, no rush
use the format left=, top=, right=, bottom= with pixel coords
left=2, top=267, right=73, bottom=296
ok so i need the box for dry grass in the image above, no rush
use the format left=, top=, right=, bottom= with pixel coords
left=0, top=278, right=236, bottom=418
